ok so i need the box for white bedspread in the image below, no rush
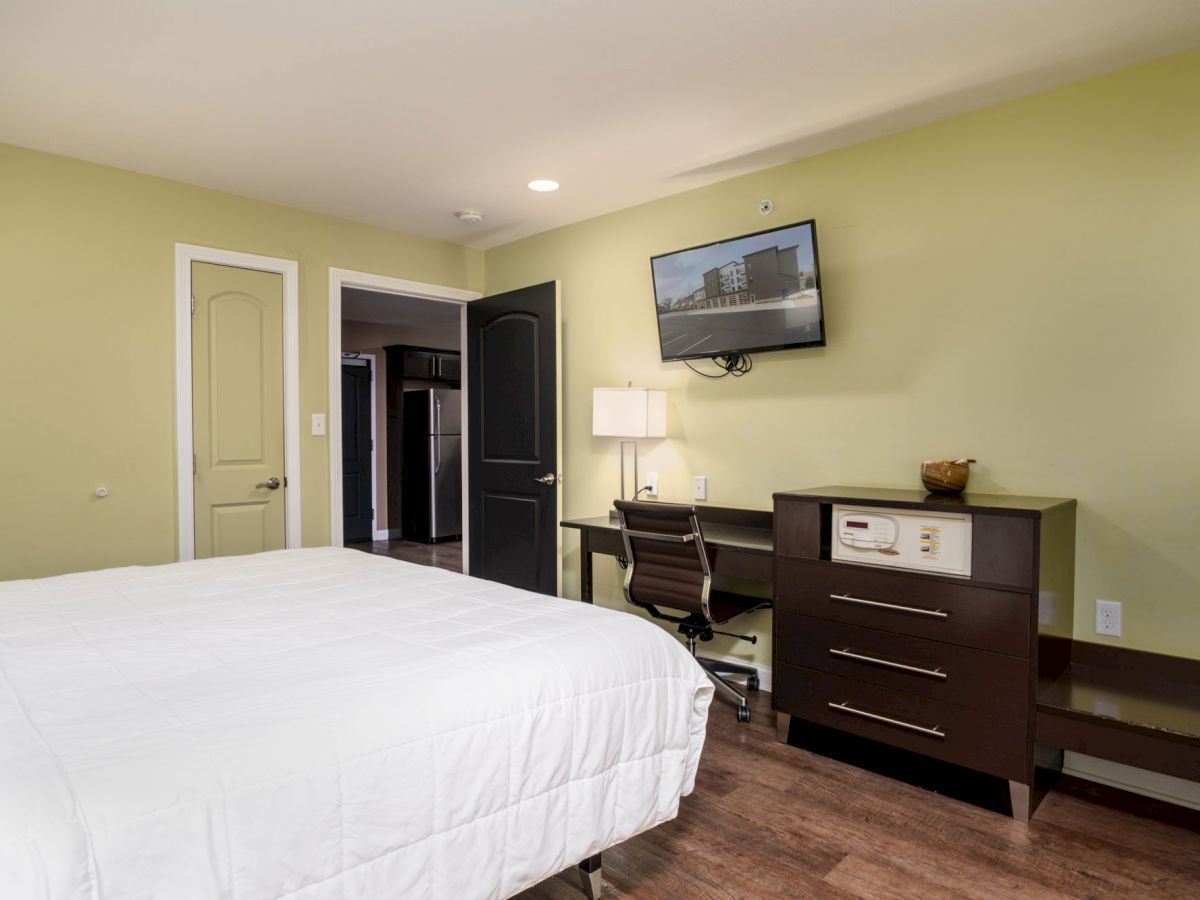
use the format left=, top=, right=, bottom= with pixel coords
left=0, top=547, right=712, bottom=899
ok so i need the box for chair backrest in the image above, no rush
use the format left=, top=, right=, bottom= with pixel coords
left=615, top=499, right=712, bottom=620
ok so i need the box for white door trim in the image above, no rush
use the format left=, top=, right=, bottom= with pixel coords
left=339, top=352, right=382, bottom=540
left=328, top=268, right=480, bottom=562
left=175, top=243, right=301, bottom=562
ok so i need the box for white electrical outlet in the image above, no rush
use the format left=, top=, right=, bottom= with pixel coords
left=311, top=413, right=326, bottom=436
left=1095, top=599, right=1122, bottom=637
left=693, top=475, right=707, bottom=501
left=644, top=472, right=659, bottom=496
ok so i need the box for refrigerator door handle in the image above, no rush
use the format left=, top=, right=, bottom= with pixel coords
left=433, top=434, right=441, bottom=475
left=434, top=396, right=441, bottom=437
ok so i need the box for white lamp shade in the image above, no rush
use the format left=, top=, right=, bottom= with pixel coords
left=592, top=388, right=667, bottom=438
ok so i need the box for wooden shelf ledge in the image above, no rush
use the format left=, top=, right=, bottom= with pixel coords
left=1036, top=645, right=1200, bottom=783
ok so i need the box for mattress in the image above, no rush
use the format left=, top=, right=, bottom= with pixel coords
left=0, top=547, right=713, bottom=899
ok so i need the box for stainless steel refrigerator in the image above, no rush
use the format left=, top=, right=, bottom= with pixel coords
left=401, top=388, right=462, bottom=542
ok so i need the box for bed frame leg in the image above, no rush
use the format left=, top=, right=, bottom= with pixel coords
left=577, top=852, right=602, bottom=899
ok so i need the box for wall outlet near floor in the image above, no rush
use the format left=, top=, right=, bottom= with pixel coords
left=1095, top=599, right=1122, bottom=637
left=693, top=475, right=707, bottom=501
left=644, top=471, right=659, bottom=497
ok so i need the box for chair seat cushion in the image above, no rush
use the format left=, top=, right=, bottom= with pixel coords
left=708, top=589, right=768, bottom=624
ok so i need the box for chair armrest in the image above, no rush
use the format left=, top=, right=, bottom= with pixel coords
left=622, top=529, right=696, bottom=544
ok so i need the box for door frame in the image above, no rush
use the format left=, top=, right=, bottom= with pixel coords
left=174, top=243, right=302, bottom=562
left=327, top=268, right=480, bottom=563
left=339, top=352, right=381, bottom=540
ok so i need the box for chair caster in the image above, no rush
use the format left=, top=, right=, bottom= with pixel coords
left=747, top=673, right=760, bottom=692
left=737, top=705, right=751, bottom=723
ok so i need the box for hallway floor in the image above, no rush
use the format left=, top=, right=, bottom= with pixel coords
left=348, top=538, right=463, bottom=573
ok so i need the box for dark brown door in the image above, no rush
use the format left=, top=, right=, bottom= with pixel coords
left=341, top=360, right=374, bottom=543
left=466, top=282, right=560, bottom=594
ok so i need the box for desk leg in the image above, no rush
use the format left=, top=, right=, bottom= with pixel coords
left=580, top=530, right=594, bottom=603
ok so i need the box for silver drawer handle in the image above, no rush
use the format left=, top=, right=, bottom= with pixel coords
left=830, top=593, right=948, bottom=619
left=828, top=701, right=946, bottom=738
left=829, top=647, right=948, bottom=680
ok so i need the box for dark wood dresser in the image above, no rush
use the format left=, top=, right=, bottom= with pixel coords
left=772, top=486, right=1076, bottom=820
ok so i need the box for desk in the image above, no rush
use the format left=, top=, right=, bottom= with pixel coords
left=561, top=506, right=774, bottom=603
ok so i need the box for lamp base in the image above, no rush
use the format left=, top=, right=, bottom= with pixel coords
left=619, top=440, right=639, bottom=504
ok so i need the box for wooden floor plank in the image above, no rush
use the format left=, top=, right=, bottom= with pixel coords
left=823, top=854, right=971, bottom=900
left=518, top=689, right=1200, bottom=899
left=348, top=538, right=463, bottom=572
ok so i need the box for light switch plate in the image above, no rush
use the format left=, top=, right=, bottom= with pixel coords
left=693, top=475, right=707, bottom=501
left=311, top=413, right=326, bottom=436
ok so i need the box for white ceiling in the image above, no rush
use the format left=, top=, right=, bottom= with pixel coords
left=2, top=1, right=1198, bottom=249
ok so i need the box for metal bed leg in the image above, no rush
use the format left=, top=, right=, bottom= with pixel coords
left=578, top=852, right=602, bottom=899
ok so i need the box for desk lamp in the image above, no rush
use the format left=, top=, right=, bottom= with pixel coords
left=592, top=388, right=667, bottom=508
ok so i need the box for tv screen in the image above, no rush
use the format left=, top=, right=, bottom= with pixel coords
left=650, top=219, right=824, bottom=361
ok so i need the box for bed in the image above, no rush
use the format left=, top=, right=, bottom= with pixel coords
left=0, top=547, right=713, bottom=899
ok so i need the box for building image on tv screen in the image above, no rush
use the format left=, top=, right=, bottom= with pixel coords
left=650, top=220, right=823, bottom=361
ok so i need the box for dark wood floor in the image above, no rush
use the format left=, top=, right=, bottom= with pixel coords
left=520, top=689, right=1200, bottom=899
left=348, top=538, right=462, bottom=573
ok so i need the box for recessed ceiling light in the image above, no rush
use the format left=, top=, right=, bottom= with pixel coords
left=527, top=179, right=559, bottom=192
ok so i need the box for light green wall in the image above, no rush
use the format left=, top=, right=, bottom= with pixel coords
left=0, top=143, right=483, bottom=580
left=3, top=50, right=1197, bottom=657
left=485, top=48, right=1200, bottom=663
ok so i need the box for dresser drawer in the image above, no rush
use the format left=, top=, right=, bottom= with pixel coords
left=775, top=558, right=1031, bottom=656
left=776, top=664, right=1028, bottom=781
left=776, top=614, right=1029, bottom=718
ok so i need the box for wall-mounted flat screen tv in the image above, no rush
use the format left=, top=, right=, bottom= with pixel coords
left=650, top=219, right=824, bottom=361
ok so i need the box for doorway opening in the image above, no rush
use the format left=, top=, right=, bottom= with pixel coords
left=337, top=283, right=467, bottom=574
left=329, top=269, right=561, bottom=594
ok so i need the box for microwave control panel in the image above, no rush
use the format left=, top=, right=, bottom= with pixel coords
left=831, top=505, right=972, bottom=577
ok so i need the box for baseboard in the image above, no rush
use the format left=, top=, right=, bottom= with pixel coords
left=700, top=652, right=772, bottom=693
left=1063, top=751, right=1200, bottom=811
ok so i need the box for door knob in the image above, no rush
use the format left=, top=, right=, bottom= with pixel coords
left=534, top=472, right=557, bottom=485
left=256, top=476, right=281, bottom=490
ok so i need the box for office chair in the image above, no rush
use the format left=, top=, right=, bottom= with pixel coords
left=614, top=499, right=767, bottom=722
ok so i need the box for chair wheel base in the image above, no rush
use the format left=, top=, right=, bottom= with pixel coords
left=747, top=674, right=760, bottom=692
left=737, top=705, right=751, bottom=723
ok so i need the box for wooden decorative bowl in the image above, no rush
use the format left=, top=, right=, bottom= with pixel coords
left=921, top=458, right=975, bottom=494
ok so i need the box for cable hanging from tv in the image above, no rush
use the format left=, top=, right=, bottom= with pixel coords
left=684, top=353, right=753, bottom=378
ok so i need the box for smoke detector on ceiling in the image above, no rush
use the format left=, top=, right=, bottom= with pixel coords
left=455, top=210, right=484, bottom=224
